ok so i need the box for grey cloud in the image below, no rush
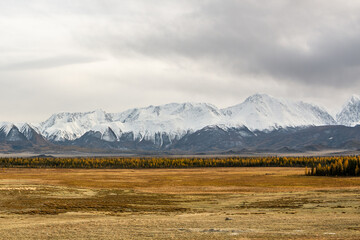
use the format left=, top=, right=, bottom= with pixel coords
left=1, top=0, right=360, bottom=122
left=81, top=0, right=360, bottom=87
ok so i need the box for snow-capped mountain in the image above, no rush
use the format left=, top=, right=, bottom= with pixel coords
left=0, top=122, right=48, bottom=152
left=4, top=93, right=360, bottom=153
left=0, top=122, right=15, bottom=137
left=38, top=103, right=224, bottom=142
left=110, top=102, right=223, bottom=140
left=223, top=94, right=336, bottom=130
left=0, top=122, right=36, bottom=142
left=38, top=109, right=116, bottom=141
left=36, top=94, right=337, bottom=143
left=336, top=95, right=360, bottom=127
left=18, top=123, right=40, bottom=140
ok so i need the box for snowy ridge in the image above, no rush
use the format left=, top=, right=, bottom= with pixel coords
left=38, top=103, right=225, bottom=142
left=0, top=122, right=15, bottom=136
left=336, top=94, right=360, bottom=126
left=38, top=109, right=122, bottom=141
left=0, top=122, right=42, bottom=141
left=4, top=93, right=357, bottom=144
left=17, top=123, right=41, bottom=140
left=35, top=94, right=338, bottom=143
left=223, top=94, right=336, bottom=130
left=110, top=102, right=224, bottom=141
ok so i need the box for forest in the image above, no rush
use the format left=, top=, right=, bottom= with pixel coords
left=0, top=156, right=359, bottom=176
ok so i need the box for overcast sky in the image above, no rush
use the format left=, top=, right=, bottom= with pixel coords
left=1, top=0, right=360, bottom=122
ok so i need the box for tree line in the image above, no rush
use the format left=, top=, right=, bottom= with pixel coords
left=0, top=156, right=359, bottom=176
left=305, top=158, right=360, bottom=176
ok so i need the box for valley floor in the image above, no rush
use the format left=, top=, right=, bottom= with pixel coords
left=0, top=167, right=359, bottom=239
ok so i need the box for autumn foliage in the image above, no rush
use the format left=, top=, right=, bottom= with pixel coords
left=0, top=156, right=358, bottom=176
left=305, top=157, right=360, bottom=176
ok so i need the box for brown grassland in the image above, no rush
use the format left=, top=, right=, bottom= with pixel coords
left=0, top=167, right=359, bottom=239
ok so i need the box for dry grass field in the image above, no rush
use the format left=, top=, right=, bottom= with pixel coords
left=0, top=167, right=359, bottom=239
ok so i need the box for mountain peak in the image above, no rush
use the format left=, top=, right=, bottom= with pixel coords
left=224, top=94, right=335, bottom=130
left=29, top=94, right=345, bottom=141
left=348, top=94, right=360, bottom=104
left=0, top=122, right=15, bottom=136
left=244, top=93, right=273, bottom=103
left=93, top=108, right=107, bottom=114
left=336, top=94, right=360, bottom=126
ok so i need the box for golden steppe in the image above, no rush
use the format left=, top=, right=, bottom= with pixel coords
left=0, top=167, right=359, bottom=239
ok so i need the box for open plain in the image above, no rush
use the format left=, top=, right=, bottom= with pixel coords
left=0, top=167, right=359, bottom=239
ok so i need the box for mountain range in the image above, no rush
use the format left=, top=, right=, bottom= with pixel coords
left=2, top=93, right=360, bottom=154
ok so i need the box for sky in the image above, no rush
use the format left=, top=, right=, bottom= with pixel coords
left=1, top=0, right=360, bottom=122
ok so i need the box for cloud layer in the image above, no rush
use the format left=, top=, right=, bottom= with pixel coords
left=1, top=0, right=360, bottom=122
